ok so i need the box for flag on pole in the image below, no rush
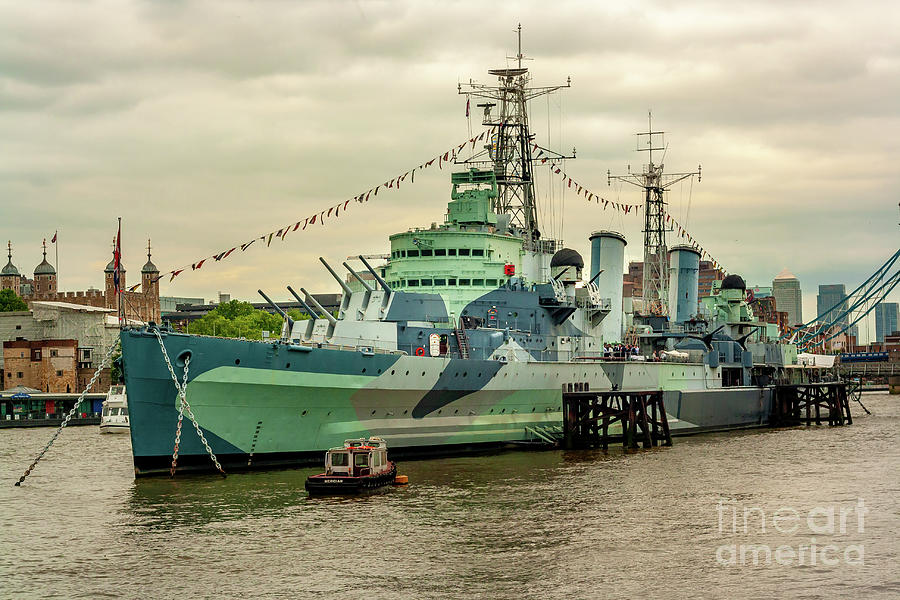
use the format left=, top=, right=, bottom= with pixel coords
left=51, top=231, right=57, bottom=244
left=113, top=224, right=121, bottom=293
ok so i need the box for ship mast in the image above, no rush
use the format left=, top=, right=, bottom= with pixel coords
left=609, top=113, right=700, bottom=317
left=459, top=24, right=573, bottom=251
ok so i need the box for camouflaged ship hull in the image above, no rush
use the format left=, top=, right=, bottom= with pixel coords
left=122, top=328, right=773, bottom=476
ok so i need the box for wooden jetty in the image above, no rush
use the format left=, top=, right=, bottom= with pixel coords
left=563, top=387, right=672, bottom=450
left=771, top=382, right=853, bottom=427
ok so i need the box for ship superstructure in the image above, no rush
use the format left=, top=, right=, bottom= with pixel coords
left=120, top=36, right=806, bottom=477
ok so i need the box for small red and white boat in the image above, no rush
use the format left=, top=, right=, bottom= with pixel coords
left=305, top=437, right=398, bottom=496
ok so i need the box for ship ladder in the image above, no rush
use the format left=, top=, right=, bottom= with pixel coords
left=525, top=425, right=564, bottom=446
left=454, top=320, right=471, bottom=360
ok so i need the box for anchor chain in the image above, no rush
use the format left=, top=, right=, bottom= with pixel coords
left=15, top=339, right=120, bottom=486
left=153, top=329, right=226, bottom=477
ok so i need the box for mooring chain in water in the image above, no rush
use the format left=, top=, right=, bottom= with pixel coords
left=153, top=329, right=226, bottom=477
left=14, top=340, right=121, bottom=487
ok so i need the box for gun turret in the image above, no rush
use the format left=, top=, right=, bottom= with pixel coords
left=300, top=287, right=337, bottom=326
left=257, top=289, right=294, bottom=330
left=286, top=285, right=318, bottom=318
left=319, top=257, right=353, bottom=296
left=342, top=261, right=374, bottom=293
left=358, top=255, right=391, bottom=293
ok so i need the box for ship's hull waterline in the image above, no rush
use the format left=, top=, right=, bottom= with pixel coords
left=122, top=329, right=774, bottom=476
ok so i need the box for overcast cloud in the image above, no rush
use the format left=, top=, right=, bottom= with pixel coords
left=2, top=0, right=898, bottom=341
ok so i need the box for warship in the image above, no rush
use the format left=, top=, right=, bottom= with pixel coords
left=121, top=35, right=803, bottom=476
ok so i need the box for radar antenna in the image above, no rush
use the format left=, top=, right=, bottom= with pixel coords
left=608, top=113, right=701, bottom=317
left=458, top=24, right=573, bottom=252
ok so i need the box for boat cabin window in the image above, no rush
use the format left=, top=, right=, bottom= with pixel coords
left=434, top=279, right=446, bottom=286
left=373, top=452, right=380, bottom=467
left=472, top=249, right=484, bottom=257
left=408, top=250, right=419, bottom=258
left=354, top=453, right=369, bottom=467
left=459, top=248, right=470, bottom=256
left=434, top=249, right=446, bottom=256
left=421, top=279, right=433, bottom=286
left=102, top=407, right=110, bottom=416
left=420, top=249, right=433, bottom=257
left=486, top=279, right=498, bottom=287
left=121, top=407, right=128, bottom=416
left=472, top=279, right=484, bottom=286
left=408, top=280, right=419, bottom=287
left=448, top=249, right=457, bottom=256
left=447, top=278, right=456, bottom=286
left=459, top=278, right=470, bottom=286
left=331, top=452, right=349, bottom=467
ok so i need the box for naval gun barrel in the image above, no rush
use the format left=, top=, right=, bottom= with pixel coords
left=358, top=255, right=392, bottom=293
left=319, top=257, right=353, bottom=296
left=286, top=285, right=318, bottom=318
left=342, top=262, right=374, bottom=293
left=300, top=287, right=337, bottom=325
left=257, top=289, right=294, bottom=329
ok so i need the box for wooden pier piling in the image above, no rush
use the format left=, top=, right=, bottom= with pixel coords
left=771, top=383, right=853, bottom=427
left=563, top=390, right=672, bottom=450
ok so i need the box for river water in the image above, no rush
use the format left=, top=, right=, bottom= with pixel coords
left=1, top=394, right=898, bottom=599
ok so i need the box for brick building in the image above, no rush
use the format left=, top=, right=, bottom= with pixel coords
left=698, top=260, right=726, bottom=298
left=749, top=296, right=790, bottom=335
left=622, top=258, right=725, bottom=300
left=623, top=261, right=643, bottom=298
left=1, top=239, right=160, bottom=323
left=0, top=301, right=121, bottom=392
left=2, top=339, right=78, bottom=393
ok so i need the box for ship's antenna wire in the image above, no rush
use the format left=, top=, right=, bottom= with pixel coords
left=686, top=174, right=694, bottom=232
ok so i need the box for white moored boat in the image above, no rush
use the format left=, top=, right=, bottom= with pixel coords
left=99, top=385, right=129, bottom=434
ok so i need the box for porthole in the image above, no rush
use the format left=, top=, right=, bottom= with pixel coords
left=437, top=410, right=442, bottom=414
left=406, top=371, right=409, bottom=376
left=362, top=368, right=367, bottom=373
left=531, top=407, right=536, bottom=412
left=234, top=359, right=240, bottom=365
left=422, top=371, right=426, bottom=376
left=371, top=410, right=376, bottom=415
left=463, top=372, right=468, bottom=377
left=391, top=369, right=395, bottom=375
left=403, top=409, right=408, bottom=415
left=500, top=408, right=505, bottom=413
left=490, top=409, right=494, bottom=413
left=285, top=363, right=291, bottom=368
left=377, top=369, right=382, bottom=374
left=454, top=409, right=459, bottom=414
left=301, top=410, right=307, bottom=416
left=477, top=373, right=481, bottom=377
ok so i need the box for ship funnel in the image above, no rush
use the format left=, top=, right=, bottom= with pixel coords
left=589, top=231, right=626, bottom=343
left=668, top=245, right=701, bottom=323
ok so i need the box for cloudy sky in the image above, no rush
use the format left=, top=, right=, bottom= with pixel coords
left=3, top=0, right=898, bottom=341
